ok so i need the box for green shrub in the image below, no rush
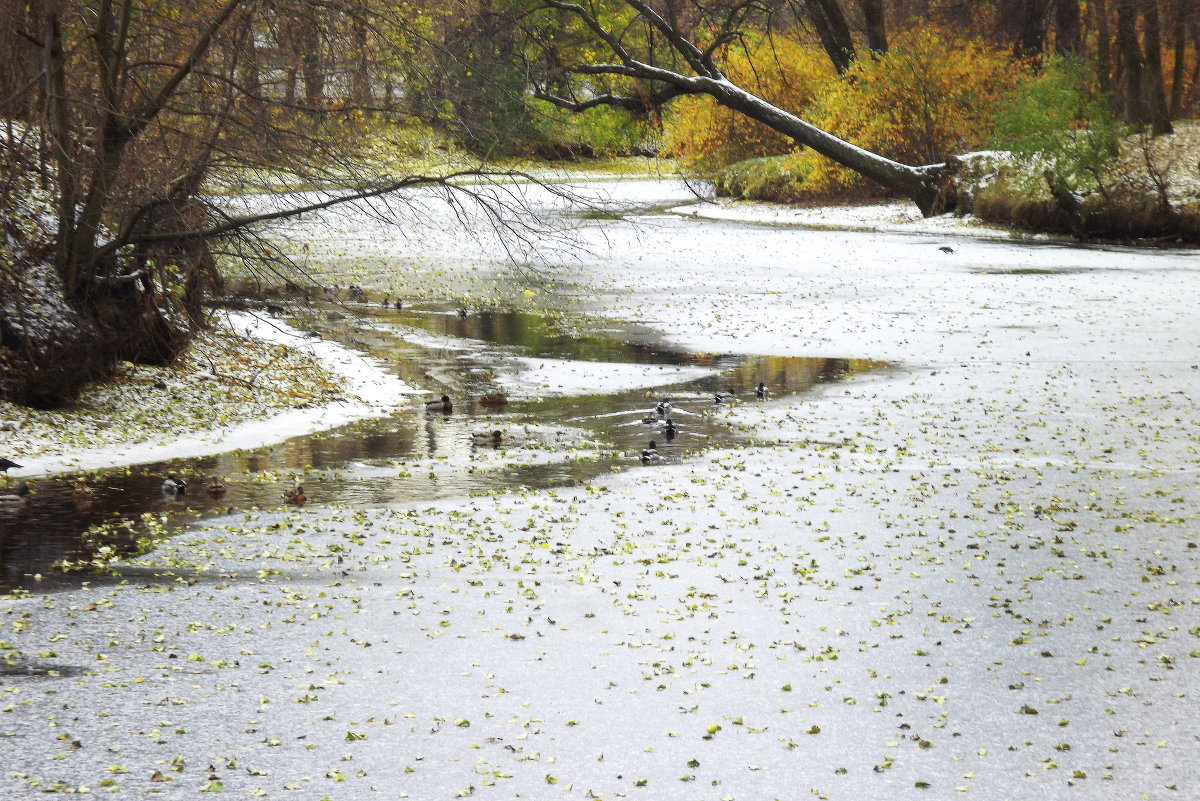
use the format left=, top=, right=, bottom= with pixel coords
left=990, top=56, right=1128, bottom=198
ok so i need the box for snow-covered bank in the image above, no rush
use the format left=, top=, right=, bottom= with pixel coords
left=671, top=196, right=1030, bottom=239
left=3, top=312, right=413, bottom=478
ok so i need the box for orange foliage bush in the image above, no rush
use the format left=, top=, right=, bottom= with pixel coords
left=791, top=27, right=1023, bottom=195
left=663, top=37, right=834, bottom=171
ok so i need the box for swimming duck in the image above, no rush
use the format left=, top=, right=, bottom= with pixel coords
left=938, top=245, right=955, bottom=254
left=206, top=475, right=227, bottom=495
left=640, top=440, right=661, bottom=464
left=664, top=419, right=677, bottom=441
left=480, top=393, right=508, bottom=408
left=285, top=485, right=307, bottom=505
left=394, top=299, right=403, bottom=310
left=472, top=430, right=505, bottom=446
left=425, top=394, right=453, bottom=414
left=72, top=480, right=95, bottom=503
left=0, top=457, right=20, bottom=473
left=655, top=400, right=672, bottom=417
left=755, top=382, right=770, bottom=399
left=714, top=390, right=736, bottom=404
left=161, top=475, right=187, bottom=496
left=641, top=413, right=658, bottom=424
left=0, top=483, right=30, bottom=513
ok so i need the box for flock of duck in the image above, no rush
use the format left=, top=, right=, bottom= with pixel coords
left=0, top=381, right=774, bottom=517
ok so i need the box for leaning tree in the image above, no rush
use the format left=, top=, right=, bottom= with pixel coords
left=516, top=0, right=960, bottom=216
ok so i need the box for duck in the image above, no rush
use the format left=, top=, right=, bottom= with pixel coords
left=755, top=382, right=770, bottom=399
left=664, top=419, right=677, bottom=441
left=938, top=245, right=955, bottom=254
left=714, top=390, right=736, bottom=404
left=394, top=298, right=403, bottom=310
left=0, top=483, right=31, bottom=514
left=425, top=394, right=453, bottom=414
left=161, top=475, right=187, bottom=496
left=641, top=413, right=658, bottom=424
left=472, top=430, right=505, bottom=446
left=72, top=480, right=95, bottom=504
left=640, top=440, right=661, bottom=464
left=206, top=475, right=227, bottom=495
left=480, top=393, right=508, bottom=408
left=0, top=457, right=20, bottom=473
left=655, top=400, right=672, bottom=417
left=285, top=485, right=307, bottom=505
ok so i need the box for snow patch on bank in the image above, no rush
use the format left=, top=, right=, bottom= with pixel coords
left=13, top=312, right=413, bottom=478
left=670, top=197, right=1026, bottom=239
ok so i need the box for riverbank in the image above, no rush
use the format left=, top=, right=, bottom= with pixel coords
left=0, top=312, right=411, bottom=479
left=670, top=195, right=1026, bottom=239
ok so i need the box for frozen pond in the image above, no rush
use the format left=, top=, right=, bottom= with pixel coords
left=1, top=178, right=1198, bottom=800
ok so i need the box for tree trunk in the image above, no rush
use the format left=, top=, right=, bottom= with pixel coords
left=0, top=0, right=40, bottom=120
left=1141, top=0, right=1174, bottom=133
left=1115, top=0, right=1148, bottom=123
left=299, top=20, right=325, bottom=108
left=1168, top=0, right=1186, bottom=116
left=1054, top=0, right=1082, bottom=54
left=859, top=0, right=888, bottom=55
left=1009, top=0, right=1050, bottom=60
left=804, top=0, right=857, bottom=74
left=1094, top=0, right=1114, bottom=96
left=351, top=17, right=372, bottom=107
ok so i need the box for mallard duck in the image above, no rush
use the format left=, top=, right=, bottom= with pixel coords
left=71, top=479, right=94, bottom=510
left=714, top=390, right=736, bottom=404
left=640, top=440, right=661, bottom=464
left=206, top=475, right=227, bottom=495
left=755, top=382, right=770, bottom=399
left=425, top=394, right=453, bottom=414
left=641, top=413, right=658, bottom=424
left=472, top=430, right=504, bottom=446
left=285, top=485, right=307, bottom=505
left=394, top=299, right=403, bottom=310
left=655, top=400, right=672, bottom=417
left=161, top=475, right=187, bottom=496
left=938, top=245, right=955, bottom=254
left=0, top=483, right=31, bottom=513
left=0, top=457, right=20, bottom=473
left=664, top=419, right=677, bottom=441
left=480, top=393, right=508, bottom=408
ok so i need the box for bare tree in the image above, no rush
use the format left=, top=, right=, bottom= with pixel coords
left=0, top=0, right=519, bottom=405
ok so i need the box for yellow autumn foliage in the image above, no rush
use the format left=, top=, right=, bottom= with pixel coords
left=663, top=37, right=834, bottom=171
left=791, top=27, right=1022, bottom=195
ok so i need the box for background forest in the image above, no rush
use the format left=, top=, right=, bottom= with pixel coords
left=1, top=0, right=1198, bottom=408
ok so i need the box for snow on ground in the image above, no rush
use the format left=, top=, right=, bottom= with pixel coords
left=1, top=190, right=1198, bottom=801
left=674, top=197, right=1025, bottom=239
